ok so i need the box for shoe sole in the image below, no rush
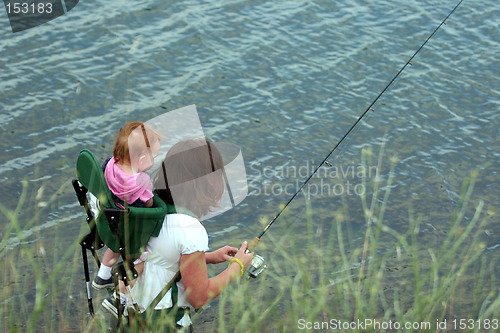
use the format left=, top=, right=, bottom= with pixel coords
left=102, top=298, right=119, bottom=319
left=92, top=280, right=115, bottom=290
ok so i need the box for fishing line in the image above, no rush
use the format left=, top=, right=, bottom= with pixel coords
left=247, top=0, right=464, bottom=252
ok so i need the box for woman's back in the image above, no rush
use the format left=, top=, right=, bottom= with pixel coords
left=130, top=213, right=208, bottom=312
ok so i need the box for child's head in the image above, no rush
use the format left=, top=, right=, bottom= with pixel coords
left=154, top=138, right=225, bottom=219
left=112, top=121, right=161, bottom=173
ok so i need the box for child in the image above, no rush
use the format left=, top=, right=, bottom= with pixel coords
left=92, top=121, right=161, bottom=290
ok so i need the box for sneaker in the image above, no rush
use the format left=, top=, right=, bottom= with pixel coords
left=92, top=275, right=114, bottom=290
left=102, top=295, right=127, bottom=319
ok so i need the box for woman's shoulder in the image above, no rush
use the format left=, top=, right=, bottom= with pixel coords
left=162, top=213, right=209, bottom=253
left=165, top=212, right=200, bottom=224
left=164, top=213, right=206, bottom=234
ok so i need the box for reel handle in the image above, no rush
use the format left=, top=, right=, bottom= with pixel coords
left=246, top=237, right=260, bottom=253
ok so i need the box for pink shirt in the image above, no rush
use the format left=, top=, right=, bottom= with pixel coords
left=104, top=157, right=154, bottom=206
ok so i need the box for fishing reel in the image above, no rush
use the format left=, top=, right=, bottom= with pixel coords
left=247, top=254, right=267, bottom=279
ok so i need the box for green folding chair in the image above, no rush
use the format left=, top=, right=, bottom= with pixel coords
left=72, top=149, right=170, bottom=319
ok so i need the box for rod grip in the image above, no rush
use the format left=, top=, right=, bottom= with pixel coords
left=247, top=237, right=260, bottom=252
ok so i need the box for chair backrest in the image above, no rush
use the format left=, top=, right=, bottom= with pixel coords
left=76, top=149, right=116, bottom=208
left=76, top=149, right=170, bottom=260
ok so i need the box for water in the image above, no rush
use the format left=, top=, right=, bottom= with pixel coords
left=1, top=0, right=499, bottom=328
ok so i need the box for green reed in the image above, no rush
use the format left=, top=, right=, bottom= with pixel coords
left=196, top=148, right=499, bottom=332
left=1, top=147, right=499, bottom=332
left=0, top=180, right=83, bottom=332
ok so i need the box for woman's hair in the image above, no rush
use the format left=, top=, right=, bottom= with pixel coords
left=154, top=138, right=225, bottom=219
left=112, top=121, right=160, bottom=164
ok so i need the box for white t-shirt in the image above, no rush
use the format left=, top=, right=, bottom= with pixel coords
left=129, top=213, right=209, bottom=312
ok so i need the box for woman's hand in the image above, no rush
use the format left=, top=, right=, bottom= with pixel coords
left=233, top=241, right=254, bottom=269
left=205, top=245, right=238, bottom=264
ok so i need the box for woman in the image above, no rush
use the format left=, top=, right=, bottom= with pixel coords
left=121, top=138, right=253, bottom=330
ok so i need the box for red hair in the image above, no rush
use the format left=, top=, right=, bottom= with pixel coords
left=112, top=121, right=160, bottom=165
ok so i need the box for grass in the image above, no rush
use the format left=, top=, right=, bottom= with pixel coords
left=194, top=148, right=499, bottom=332
left=0, top=148, right=499, bottom=332
left=0, top=180, right=83, bottom=332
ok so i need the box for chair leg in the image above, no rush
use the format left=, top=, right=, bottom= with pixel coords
left=81, top=244, right=95, bottom=317
left=113, top=274, right=126, bottom=332
left=112, top=265, right=145, bottom=331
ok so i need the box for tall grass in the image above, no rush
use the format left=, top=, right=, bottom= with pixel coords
left=194, top=149, right=499, bottom=332
left=0, top=180, right=85, bottom=332
left=1, top=150, right=499, bottom=332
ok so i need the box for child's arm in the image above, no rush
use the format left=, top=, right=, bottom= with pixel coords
left=144, top=197, right=154, bottom=208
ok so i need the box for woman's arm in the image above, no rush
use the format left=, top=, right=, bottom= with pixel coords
left=205, top=245, right=238, bottom=264
left=180, top=242, right=253, bottom=309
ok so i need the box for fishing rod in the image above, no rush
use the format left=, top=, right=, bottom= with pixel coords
left=246, top=0, right=464, bottom=267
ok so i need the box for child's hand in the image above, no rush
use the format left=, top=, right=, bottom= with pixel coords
left=144, top=197, right=154, bottom=208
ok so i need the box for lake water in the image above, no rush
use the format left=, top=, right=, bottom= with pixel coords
left=1, top=0, right=499, bottom=329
